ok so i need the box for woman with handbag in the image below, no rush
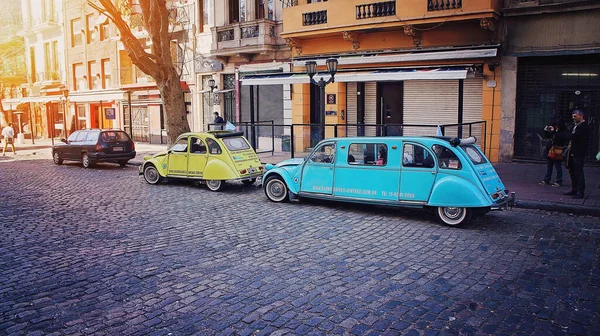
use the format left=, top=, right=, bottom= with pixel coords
left=539, top=118, right=569, bottom=187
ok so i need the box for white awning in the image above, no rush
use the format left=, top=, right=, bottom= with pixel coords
left=241, top=67, right=469, bottom=85
left=68, top=91, right=125, bottom=102
left=292, top=48, right=498, bottom=67
left=20, top=96, right=61, bottom=103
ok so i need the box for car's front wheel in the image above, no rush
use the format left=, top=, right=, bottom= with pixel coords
left=82, top=153, right=94, bottom=168
left=143, top=165, right=162, bottom=185
left=52, top=151, right=63, bottom=165
left=264, top=176, right=289, bottom=202
left=206, top=180, right=224, bottom=192
left=435, top=207, right=472, bottom=226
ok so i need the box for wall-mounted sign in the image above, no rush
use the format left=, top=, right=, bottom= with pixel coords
left=327, top=94, right=336, bottom=104
left=105, top=107, right=116, bottom=120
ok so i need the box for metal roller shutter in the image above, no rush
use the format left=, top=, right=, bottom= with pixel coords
left=346, top=82, right=357, bottom=137
left=403, top=80, right=459, bottom=137
left=463, top=78, right=484, bottom=139
left=364, top=82, right=377, bottom=136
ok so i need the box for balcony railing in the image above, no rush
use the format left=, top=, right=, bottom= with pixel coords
left=303, top=10, right=327, bottom=26
left=427, top=0, right=463, bottom=11
left=356, top=1, right=396, bottom=20
left=212, top=20, right=284, bottom=54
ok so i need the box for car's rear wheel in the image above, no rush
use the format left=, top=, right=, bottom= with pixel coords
left=242, top=178, right=256, bottom=186
left=143, top=164, right=162, bottom=185
left=206, top=180, right=224, bottom=192
left=435, top=207, right=471, bottom=226
left=118, top=160, right=128, bottom=167
left=82, top=153, right=94, bottom=168
left=52, top=151, right=63, bottom=165
left=264, top=176, right=289, bottom=202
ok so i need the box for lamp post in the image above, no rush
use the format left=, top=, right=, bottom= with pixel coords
left=60, top=89, right=69, bottom=138
left=305, top=58, right=338, bottom=141
left=207, top=78, right=217, bottom=130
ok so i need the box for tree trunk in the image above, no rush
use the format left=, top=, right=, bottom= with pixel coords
left=157, top=71, right=190, bottom=146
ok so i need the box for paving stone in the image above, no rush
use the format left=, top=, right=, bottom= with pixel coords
left=0, top=160, right=598, bottom=335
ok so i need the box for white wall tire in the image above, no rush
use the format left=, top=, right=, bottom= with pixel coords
left=143, top=165, right=162, bottom=185
left=206, top=180, right=224, bottom=192
left=264, top=176, right=289, bottom=203
left=435, top=207, right=471, bottom=226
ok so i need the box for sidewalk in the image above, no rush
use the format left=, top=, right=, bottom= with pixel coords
left=4, top=139, right=600, bottom=217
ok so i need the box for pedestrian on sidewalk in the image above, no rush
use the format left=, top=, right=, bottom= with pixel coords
left=213, top=112, right=225, bottom=130
left=564, top=109, right=590, bottom=199
left=539, top=118, right=569, bottom=187
left=2, top=122, right=16, bottom=156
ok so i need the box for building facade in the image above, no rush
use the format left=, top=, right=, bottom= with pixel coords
left=241, top=0, right=504, bottom=160
left=199, top=0, right=290, bottom=140
left=16, top=0, right=65, bottom=141
left=501, top=0, right=600, bottom=162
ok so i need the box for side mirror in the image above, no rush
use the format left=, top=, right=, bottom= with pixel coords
left=61, top=138, right=68, bottom=143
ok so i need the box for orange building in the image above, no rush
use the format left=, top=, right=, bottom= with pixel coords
left=243, top=0, right=503, bottom=161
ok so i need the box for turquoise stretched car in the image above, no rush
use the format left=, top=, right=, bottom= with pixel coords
left=262, top=136, right=514, bottom=226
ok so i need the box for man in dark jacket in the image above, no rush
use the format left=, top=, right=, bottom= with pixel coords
left=564, top=109, right=590, bottom=199
left=213, top=112, right=225, bottom=130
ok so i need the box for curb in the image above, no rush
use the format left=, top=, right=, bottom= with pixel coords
left=515, top=200, right=600, bottom=217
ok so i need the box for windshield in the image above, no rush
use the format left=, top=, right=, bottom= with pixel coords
left=460, top=144, right=488, bottom=165
left=222, top=137, right=250, bottom=151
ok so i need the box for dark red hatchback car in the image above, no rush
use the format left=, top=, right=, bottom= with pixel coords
left=52, top=129, right=136, bottom=168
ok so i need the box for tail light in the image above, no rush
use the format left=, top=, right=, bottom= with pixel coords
left=132, top=142, right=135, bottom=151
left=240, top=169, right=247, bottom=174
left=95, top=143, right=103, bottom=152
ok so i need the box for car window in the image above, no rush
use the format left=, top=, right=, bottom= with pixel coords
left=308, top=143, right=335, bottom=164
left=403, top=143, right=435, bottom=168
left=171, top=137, right=189, bottom=152
left=67, top=131, right=80, bottom=142
left=101, top=131, right=129, bottom=142
left=432, top=144, right=462, bottom=170
left=206, top=138, right=222, bottom=154
left=75, top=131, right=88, bottom=142
left=190, top=137, right=207, bottom=154
left=222, top=137, right=250, bottom=151
left=86, top=130, right=100, bottom=141
left=348, top=143, right=387, bottom=166
left=461, top=144, right=488, bottom=165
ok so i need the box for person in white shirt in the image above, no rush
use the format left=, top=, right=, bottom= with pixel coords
left=2, top=122, right=16, bottom=156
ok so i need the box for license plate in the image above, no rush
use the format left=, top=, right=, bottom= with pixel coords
left=113, top=146, right=123, bottom=152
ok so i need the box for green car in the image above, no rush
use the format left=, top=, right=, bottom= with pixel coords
left=139, top=131, right=263, bottom=191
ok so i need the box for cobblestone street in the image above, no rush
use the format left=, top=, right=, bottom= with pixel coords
left=1, top=160, right=599, bottom=335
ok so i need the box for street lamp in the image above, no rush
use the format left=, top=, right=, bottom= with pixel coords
left=305, top=58, right=338, bottom=141
left=60, top=89, right=69, bottom=139
left=207, top=78, right=217, bottom=130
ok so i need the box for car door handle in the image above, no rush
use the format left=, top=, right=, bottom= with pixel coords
left=431, top=171, right=436, bottom=175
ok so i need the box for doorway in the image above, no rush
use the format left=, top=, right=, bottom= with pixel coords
left=309, top=83, right=322, bottom=147
left=378, top=82, right=403, bottom=135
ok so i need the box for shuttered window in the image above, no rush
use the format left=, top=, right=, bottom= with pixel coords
left=346, top=82, right=358, bottom=136
left=403, top=80, right=459, bottom=136
left=364, top=82, right=377, bottom=136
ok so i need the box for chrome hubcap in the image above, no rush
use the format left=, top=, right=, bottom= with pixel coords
left=443, top=207, right=462, bottom=219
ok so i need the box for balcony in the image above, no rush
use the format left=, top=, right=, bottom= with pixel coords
left=35, top=71, right=62, bottom=87
left=282, top=0, right=500, bottom=38
left=26, top=13, right=60, bottom=33
left=211, top=19, right=286, bottom=61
